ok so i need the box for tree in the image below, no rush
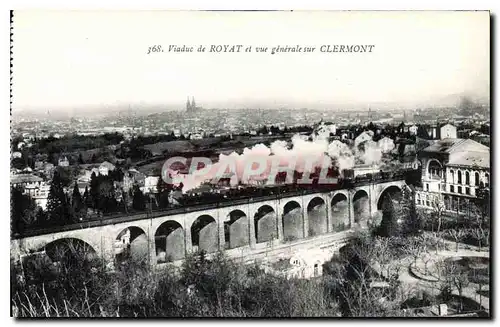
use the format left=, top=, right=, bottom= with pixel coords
left=46, top=171, right=70, bottom=225
left=403, top=236, right=424, bottom=267
left=83, top=186, right=92, bottom=210
left=428, top=195, right=445, bottom=233
left=429, top=231, right=444, bottom=254
left=470, top=227, right=488, bottom=252
left=119, top=187, right=129, bottom=214
left=398, top=186, right=421, bottom=235
left=376, top=195, right=402, bottom=237
left=78, top=153, right=84, bottom=164
left=371, top=236, right=402, bottom=278
left=71, top=181, right=85, bottom=221
left=157, top=175, right=173, bottom=209
left=323, top=232, right=405, bottom=317
left=89, top=172, right=99, bottom=210
left=446, top=229, right=467, bottom=252
left=72, top=183, right=82, bottom=209
left=474, top=185, right=490, bottom=229
left=11, top=186, right=37, bottom=233
left=132, top=184, right=146, bottom=211
left=35, top=207, right=47, bottom=226
left=439, top=261, right=470, bottom=313
left=98, top=178, right=117, bottom=213
left=416, top=126, right=430, bottom=139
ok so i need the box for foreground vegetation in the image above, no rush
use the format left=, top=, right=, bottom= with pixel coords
left=13, top=228, right=489, bottom=318
left=12, top=250, right=340, bottom=318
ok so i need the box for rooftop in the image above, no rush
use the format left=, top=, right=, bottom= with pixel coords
left=11, top=174, right=44, bottom=184
left=422, top=138, right=489, bottom=154
left=448, top=151, right=489, bottom=169
left=422, top=138, right=489, bottom=169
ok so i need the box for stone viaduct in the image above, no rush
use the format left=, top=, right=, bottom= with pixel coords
left=11, top=180, right=405, bottom=268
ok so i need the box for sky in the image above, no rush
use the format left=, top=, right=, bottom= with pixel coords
left=12, top=11, right=490, bottom=112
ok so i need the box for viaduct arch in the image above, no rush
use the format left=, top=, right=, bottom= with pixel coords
left=11, top=180, right=407, bottom=268
left=254, top=205, right=277, bottom=244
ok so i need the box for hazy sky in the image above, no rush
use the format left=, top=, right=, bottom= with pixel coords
left=12, top=11, right=489, bottom=111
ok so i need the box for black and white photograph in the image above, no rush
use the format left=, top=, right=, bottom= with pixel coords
left=9, top=10, right=491, bottom=318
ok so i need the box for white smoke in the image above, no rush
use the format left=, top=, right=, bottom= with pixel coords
left=360, top=140, right=382, bottom=165
left=327, top=140, right=355, bottom=171
left=378, top=136, right=395, bottom=154
left=176, top=127, right=395, bottom=192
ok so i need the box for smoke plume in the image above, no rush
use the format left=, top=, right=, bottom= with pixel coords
left=172, top=128, right=394, bottom=192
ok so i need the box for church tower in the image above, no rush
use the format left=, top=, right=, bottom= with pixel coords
left=186, top=97, right=191, bottom=112
left=191, top=96, right=196, bottom=110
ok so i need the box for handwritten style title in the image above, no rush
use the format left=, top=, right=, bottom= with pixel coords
left=146, top=44, right=375, bottom=55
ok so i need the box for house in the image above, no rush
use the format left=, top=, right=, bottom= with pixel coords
left=77, top=170, right=93, bottom=183
left=313, top=122, right=337, bottom=141
left=11, top=174, right=44, bottom=188
left=143, top=175, right=160, bottom=194
left=416, top=138, right=489, bottom=212
left=58, top=156, right=69, bottom=167
left=409, top=125, right=418, bottom=135
left=439, top=123, right=457, bottom=139
left=172, top=129, right=181, bottom=138
left=99, top=161, right=116, bottom=176
left=11, top=151, right=22, bottom=159
left=11, top=174, right=49, bottom=209
left=191, top=133, right=203, bottom=140
left=26, top=182, right=51, bottom=210
left=267, top=248, right=335, bottom=279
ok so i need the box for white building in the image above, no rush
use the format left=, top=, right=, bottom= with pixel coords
left=99, top=161, right=116, bottom=176
left=143, top=176, right=160, bottom=194
left=11, top=151, right=22, bottom=159
left=173, top=129, right=181, bottom=138
left=58, top=156, right=69, bottom=167
left=11, top=173, right=44, bottom=189
left=409, top=125, right=418, bottom=135
left=416, top=138, right=489, bottom=213
left=313, top=122, right=337, bottom=141
left=11, top=174, right=49, bottom=209
left=191, top=133, right=203, bottom=140
left=440, top=124, right=457, bottom=139
left=271, top=248, right=336, bottom=279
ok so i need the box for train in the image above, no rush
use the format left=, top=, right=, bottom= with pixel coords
left=341, top=160, right=421, bottom=186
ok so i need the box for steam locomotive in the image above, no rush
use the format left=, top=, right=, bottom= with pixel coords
left=341, top=160, right=421, bottom=187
